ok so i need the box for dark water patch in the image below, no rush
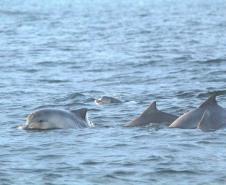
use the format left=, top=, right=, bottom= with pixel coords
left=176, top=90, right=199, bottom=98
left=132, top=133, right=154, bottom=139
left=86, top=90, right=104, bottom=94
left=64, top=102, right=88, bottom=108
left=80, top=160, right=104, bottom=165
left=52, top=93, right=89, bottom=107
left=35, top=154, right=64, bottom=160
left=215, top=176, right=226, bottom=184
left=155, top=168, right=199, bottom=175
left=208, top=70, right=226, bottom=76
left=9, top=167, right=49, bottom=174
left=10, top=146, right=45, bottom=152
left=0, top=175, right=12, bottom=185
left=129, top=60, right=159, bottom=67
left=84, top=68, right=108, bottom=73
left=101, top=173, right=141, bottom=183
left=40, top=79, right=71, bottom=84
left=196, top=140, right=212, bottom=145
left=86, top=97, right=96, bottom=103
left=29, top=48, right=52, bottom=56
left=197, top=90, right=226, bottom=98
left=18, top=68, right=39, bottom=73
left=120, top=161, right=137, bottom=167
left=111, top=143, right=129, bottom=148
left=132, top=132, right=161, bottom=140
left=33, top=104, right=61, bottom=110
left=36, top=61, right=58, bottom=67
left=112, top=170, right=137, bottom=176
left=63, top=92, right=86, bottom=100
left=196, top=140, right=225, bottom=145
left=199, top=58, right=226, bottom=64
left=58, top=47, right=76, bottom=52
left=39, top=78, right=71, bottom=84
left=41, top=172, right=64, bottom=179
left=140, top=155, right=163, bottom=162
left=176, top=143, right=202, bottom=149
left=0, top=9, right=34, bottom=16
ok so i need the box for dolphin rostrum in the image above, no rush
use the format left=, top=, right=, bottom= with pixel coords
left=126, top=101, right=178, bottom=127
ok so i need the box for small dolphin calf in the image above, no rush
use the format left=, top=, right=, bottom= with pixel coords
left=126, top=101, right=178, bottom=127
left=22, top=108, right=93, bottom=130
left=95, top=96, right=122, bottom=105
left=197, top=107, right=226, bottom=132
left=169, top=95, right=219, bottom=129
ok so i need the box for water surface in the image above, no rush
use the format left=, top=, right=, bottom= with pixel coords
left=1, top=0, right=226, bottom=184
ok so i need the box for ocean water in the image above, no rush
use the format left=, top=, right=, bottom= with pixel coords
left=1, top=0, right=226, bottom=184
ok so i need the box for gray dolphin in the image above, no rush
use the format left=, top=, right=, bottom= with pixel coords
left=197, top=107, right=226, bottom=132
left=21, top=108, right=94, bottom=130
left=126, top=101, right=178, bottom=127
left=95, top=96, right=122, bottom=105
left=169, top=95, right=219, bottom=129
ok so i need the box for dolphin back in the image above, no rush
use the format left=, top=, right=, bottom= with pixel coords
left=198, top=108, right=226, bottom=132
left=169, top=109, right=204, bottom=129
left=126, top=101, right=177, bottom=127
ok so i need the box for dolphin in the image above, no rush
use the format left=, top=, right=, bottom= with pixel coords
left=21, top=108, right=94, bottom=130
left=95, top=96, right=122, bottom=105
left=197, top=107, right=226, bottom=132
left=169, top=95, right=219, bottom=129
left=126, top=101, right=178, bottom=127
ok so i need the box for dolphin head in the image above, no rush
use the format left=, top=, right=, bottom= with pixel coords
left=24, top=109, right=59, bottom=130
left=95, top=96, right=121, bottom=105
left=95, top=96, right=111, bottom=105
left=23, top=108, right=91, bottom=130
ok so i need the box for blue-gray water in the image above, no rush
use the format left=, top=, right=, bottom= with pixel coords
left=1, top=0, right=226, bottom=184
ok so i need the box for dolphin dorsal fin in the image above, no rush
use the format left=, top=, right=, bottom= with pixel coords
left=142, top=101, right=158, bottom=115
left=199, top=94, right=217, bottom=108
left=149, top=101, right=157, bottom=110
left=70, top=108, right=88, bottom=120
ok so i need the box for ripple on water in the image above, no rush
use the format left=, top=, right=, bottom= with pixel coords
left=1, top=0, right=226, bottom=184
